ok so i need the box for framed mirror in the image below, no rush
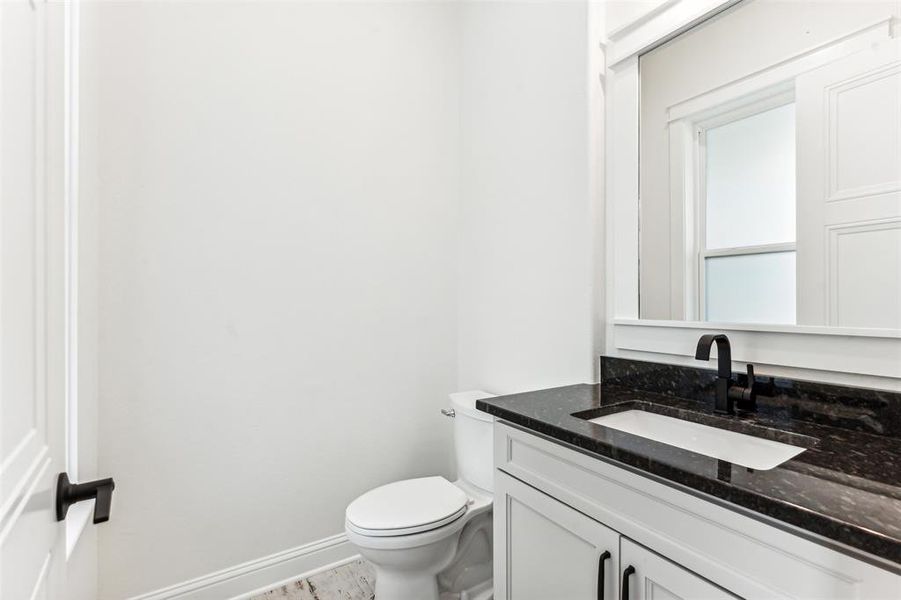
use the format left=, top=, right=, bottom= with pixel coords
left=637, top=0, right=900, bottom=328
left=602, top=0, right=901, bottom=386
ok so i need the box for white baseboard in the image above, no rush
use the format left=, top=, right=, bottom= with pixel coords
left=128, top=533, right=356, bottom=600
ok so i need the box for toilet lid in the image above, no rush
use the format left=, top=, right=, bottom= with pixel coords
left=345, top=476, right=468, bottom=537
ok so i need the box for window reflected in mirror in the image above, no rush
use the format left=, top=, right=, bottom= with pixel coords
left=703, top=102, right=796, bottom=324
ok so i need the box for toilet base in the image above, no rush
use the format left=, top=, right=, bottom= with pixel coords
left=438, top=512, right=493, bottom=599
left=349, top=523, right=460, bottom=600
left=375, top=569, right=442, bottom=600
left=440, top=578, right=493, bottom=600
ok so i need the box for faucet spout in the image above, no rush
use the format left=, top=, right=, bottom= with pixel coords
left=695, top=334, right=732, bottom=378
left=695, top=334, right=734, bottom=414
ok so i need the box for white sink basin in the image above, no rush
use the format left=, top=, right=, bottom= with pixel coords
left=588, top=410, right=806, bottom=470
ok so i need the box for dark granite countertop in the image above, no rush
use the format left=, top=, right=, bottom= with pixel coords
left=477, top=366, right=901, bottom=569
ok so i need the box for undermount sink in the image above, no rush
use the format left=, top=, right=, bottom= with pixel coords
left=587, top=409, right=806, bottom=470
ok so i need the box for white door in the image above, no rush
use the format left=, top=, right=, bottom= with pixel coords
left=619, top=538, right=736, bottom=600
left=495, top=472, right=621, bottom=600
left=796, top=36, right=901, bottom=328
left=1, top=1, right=86, bottom=598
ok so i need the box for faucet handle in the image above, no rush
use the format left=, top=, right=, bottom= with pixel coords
left=738, top=364, right=757, bottom=411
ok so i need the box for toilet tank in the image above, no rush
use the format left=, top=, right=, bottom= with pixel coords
left=449, top=391, right=496, bottom=493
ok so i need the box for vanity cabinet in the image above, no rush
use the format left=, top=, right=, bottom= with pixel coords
left=493, top=422, right=900, bottom=600
left=496, top=471, right=735, bottom=600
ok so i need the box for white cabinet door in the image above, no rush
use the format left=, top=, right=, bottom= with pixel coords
left=495, top=472, right=621, bottom=600
left=796, top=36, right=901, bottom=328
left=620, top=538, right=737, bottom=600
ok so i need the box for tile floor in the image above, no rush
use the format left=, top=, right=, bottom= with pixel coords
left=250, top=559, right=375, bottom=600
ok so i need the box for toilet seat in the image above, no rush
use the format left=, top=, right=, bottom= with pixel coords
left=346, top=476, right=469, bottom=537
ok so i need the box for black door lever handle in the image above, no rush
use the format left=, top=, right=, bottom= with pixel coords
left=56, top=472, right=116, bottom=524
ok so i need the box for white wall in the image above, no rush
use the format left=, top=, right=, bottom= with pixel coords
left=85, top=1, right=599, bottom=596
left=458, top=0, right=597, bottom=393
left=84, top=2, right=461, bottom=597
left=604, top=0, right=668, bottom=35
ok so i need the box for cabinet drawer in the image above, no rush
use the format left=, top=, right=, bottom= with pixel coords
left=495, top=422, right=900, bottom=599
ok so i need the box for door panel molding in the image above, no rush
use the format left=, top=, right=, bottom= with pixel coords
left=826, top=63, right=901, bottom=203
left=827, top=218, right=901, bottom=327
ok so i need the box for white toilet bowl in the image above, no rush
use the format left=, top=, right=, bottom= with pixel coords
left=344, top=391, right=495, bottom=600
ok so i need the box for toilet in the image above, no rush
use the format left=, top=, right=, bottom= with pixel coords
left=345, top=391, right=495, bottom=600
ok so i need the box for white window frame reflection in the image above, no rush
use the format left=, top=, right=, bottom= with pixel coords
left=694, top=91, right=796, bottom=323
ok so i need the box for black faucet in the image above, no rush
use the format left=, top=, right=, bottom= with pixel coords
left=694, top=334, right=756, bottom=415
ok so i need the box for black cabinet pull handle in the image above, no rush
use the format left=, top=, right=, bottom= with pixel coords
left=56, top=472, right=116, bottom=524
left=621, top=565, right=635, bottom=600
left=597, top=550, right=611, bottom=600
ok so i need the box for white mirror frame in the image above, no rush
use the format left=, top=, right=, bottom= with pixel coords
left=601, top=0, right=901, bottom=390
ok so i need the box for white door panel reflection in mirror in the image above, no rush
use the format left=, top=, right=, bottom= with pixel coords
left=796, top=37, right=901, bottom=329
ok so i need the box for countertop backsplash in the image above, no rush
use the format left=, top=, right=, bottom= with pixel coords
left=601, top=356, right=901, bottom=438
